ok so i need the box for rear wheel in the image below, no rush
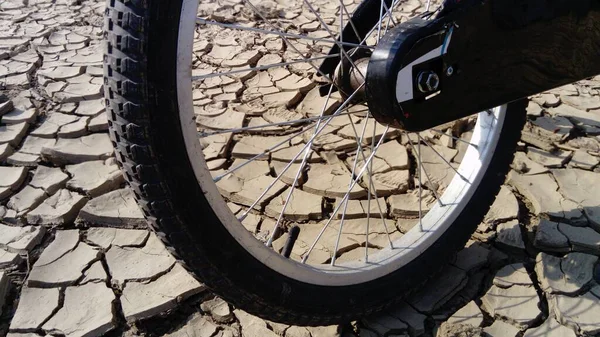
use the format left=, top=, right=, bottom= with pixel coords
left=104, top=0, right=527, bottom=325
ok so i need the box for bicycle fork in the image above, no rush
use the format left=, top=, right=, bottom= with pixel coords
left=321, top=0, right=600, bottom=131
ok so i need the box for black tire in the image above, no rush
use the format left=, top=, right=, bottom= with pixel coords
left=103, top=0, right=527, bottom=325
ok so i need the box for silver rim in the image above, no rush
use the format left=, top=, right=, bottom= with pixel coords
left=177, top=0, right=507, bottom=286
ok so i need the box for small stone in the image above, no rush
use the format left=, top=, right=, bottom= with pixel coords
left=531, top=115, right=573, bottom=142
left=407, top=265, right=467, bottom=313
left=0, top=166, right=27, bottom=199
left=536, top=93, right=561, bottom=107
left=35, top=230, right=79, bottom=266
left=482, top=283, right=541, bottom=328
left=31, top=112, right=80, bottom=138
left=496, top=220, right=525, bottom=251
left=508, top=171, right=582, bottom=220
left=568, top=137, right=600, bottom=152
left=6, top=151, right=41, bottom=166
left=26, top=189, right=87, bottom=225
left=275, top=73, right=314, bottom=93
left=286, top=326, right=311, bottom=337
left=298, top=87, right=340, bottom=117
left=535, top=219, right=569, bottom=254
left=0, top=248, right=20, bottom=267
left=66, top=159, right=124, bottom=197
left=549, top=104, right=600, bottom=134
left=86, top=228, right=148, bottom=249
left=262, top=91, right=303, bottom=109
left=453, top=243, right=490, bottom=272
left=552, top=169, right=600, bottom=229
left=569, top=150, right=599, bottom=170
left=28, top=242, right=99, bottom=287
left=121, top=263, right=204, bottom=321
left=88, top=112, right=108, bottom=131
left=0, top=223, right=45, bottom=253
left=493, top=263, right=533, bottom=288
left=338, top=119, right=400, bottom=144
left=81, top=261, right=108, bottom=284
left=2, top=108, right=38, bottom=124
left=265, top=187, right=323, bottom=221
left=77, top=188, right=145, bottom=227
left=9, top=287, right=60, bottom=330
left=526, top=101, right=543, bottom=117
left=0, top=122, right=28, bottom=146
left=0, top=143, right=14, bottom=161
left=230, top=135, right=289, bottom=160
left=511, top=152, right=549, bottom=175
left=7, top=185, right=47, bottom=215
left=197, top=109, right=245, bottom=130
left=200, top=297, right=233, bottom=323
left=334, top=198, right=387, bottom=220
left=389, top=189, right=436, bottom=218
left=54, top=82, right=102, bottom=102
left=165, top=314, right=218, bottom=337
left=234, top=310, right=279, bottom=337
left=447, top=301, right=483, bottom=327
left=523, top=317, right=576, bottom=337
left=482, top=320, right=520, bottom=337
left=561, top=94, right=600, bottom=111
left=29, top=166, right=69, bottom=194
left=0, top=100, right=14, bottom=116
left=8, top=136, right=56, bottom=166
left=57, top=116, right=89, bottom=138
left=370, top=170, right=410, bottom=196
left=42, top=283, right=115, bottom=336
left=75, top=99, right=104, bottom=116
left=551, top=288, right=600, bottom=335
left=374, top=141, right=410, bottom=170
left=105, top=233, right=176, bottom=284
left=558, top=223, right=600, bottom=254
left=302, top=163, right=367, bottom=199
left=41, top=133, right=113, bottom=164
left=38, top=66, right=84, bottom=80
left=527, top=148, right=571, bottom=168
left=535, top=252, right=597, bottom=295
left=484, top=186, right=519, bottom=223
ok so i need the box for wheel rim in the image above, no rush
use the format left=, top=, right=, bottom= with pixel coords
left=177, top=0, right=507, bottom=286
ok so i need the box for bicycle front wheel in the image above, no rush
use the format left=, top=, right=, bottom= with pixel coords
left=103, top=0, right=526, bottom=325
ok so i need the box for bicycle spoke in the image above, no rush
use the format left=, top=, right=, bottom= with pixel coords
left=377, top=0, right=385, bottom=42
left=213, top=126, right=313, bottom=182
left=302, top=126, right=390, bottom=264
left=191, top=54, right=339, bottom=81
left=196, top=18, right=372, bottom=50
left=198, top=110, right=356, bottom=138
left=266, top=86, right=336, bottom=247
left=238, top=84, right=365, bottom=223
left=301, top=0, right=366, bottom=80
left=405, top=133, right=444, bottom=207
left=417, top=134, right=470, bottom=182
left=339, top=0, right=362, bottom=42
left=240, top=0, right=345, bottom=92
left=331, top=113, right=372, bottom=266
left=430, top=128, right=479, bottom=149
left=345, top=116, right=393, bottom=248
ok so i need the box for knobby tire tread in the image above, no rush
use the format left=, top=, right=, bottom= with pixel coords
left=103, top=0, right=527, bottom=326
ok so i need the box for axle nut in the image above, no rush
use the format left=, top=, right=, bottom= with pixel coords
left=417, top=71, right=440, bottom=93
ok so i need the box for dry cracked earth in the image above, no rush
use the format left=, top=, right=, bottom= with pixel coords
left=1, top=0, right=600, bottom=336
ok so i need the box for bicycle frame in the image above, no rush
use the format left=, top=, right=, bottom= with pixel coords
left=321, top=0, right=600, bottom=131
